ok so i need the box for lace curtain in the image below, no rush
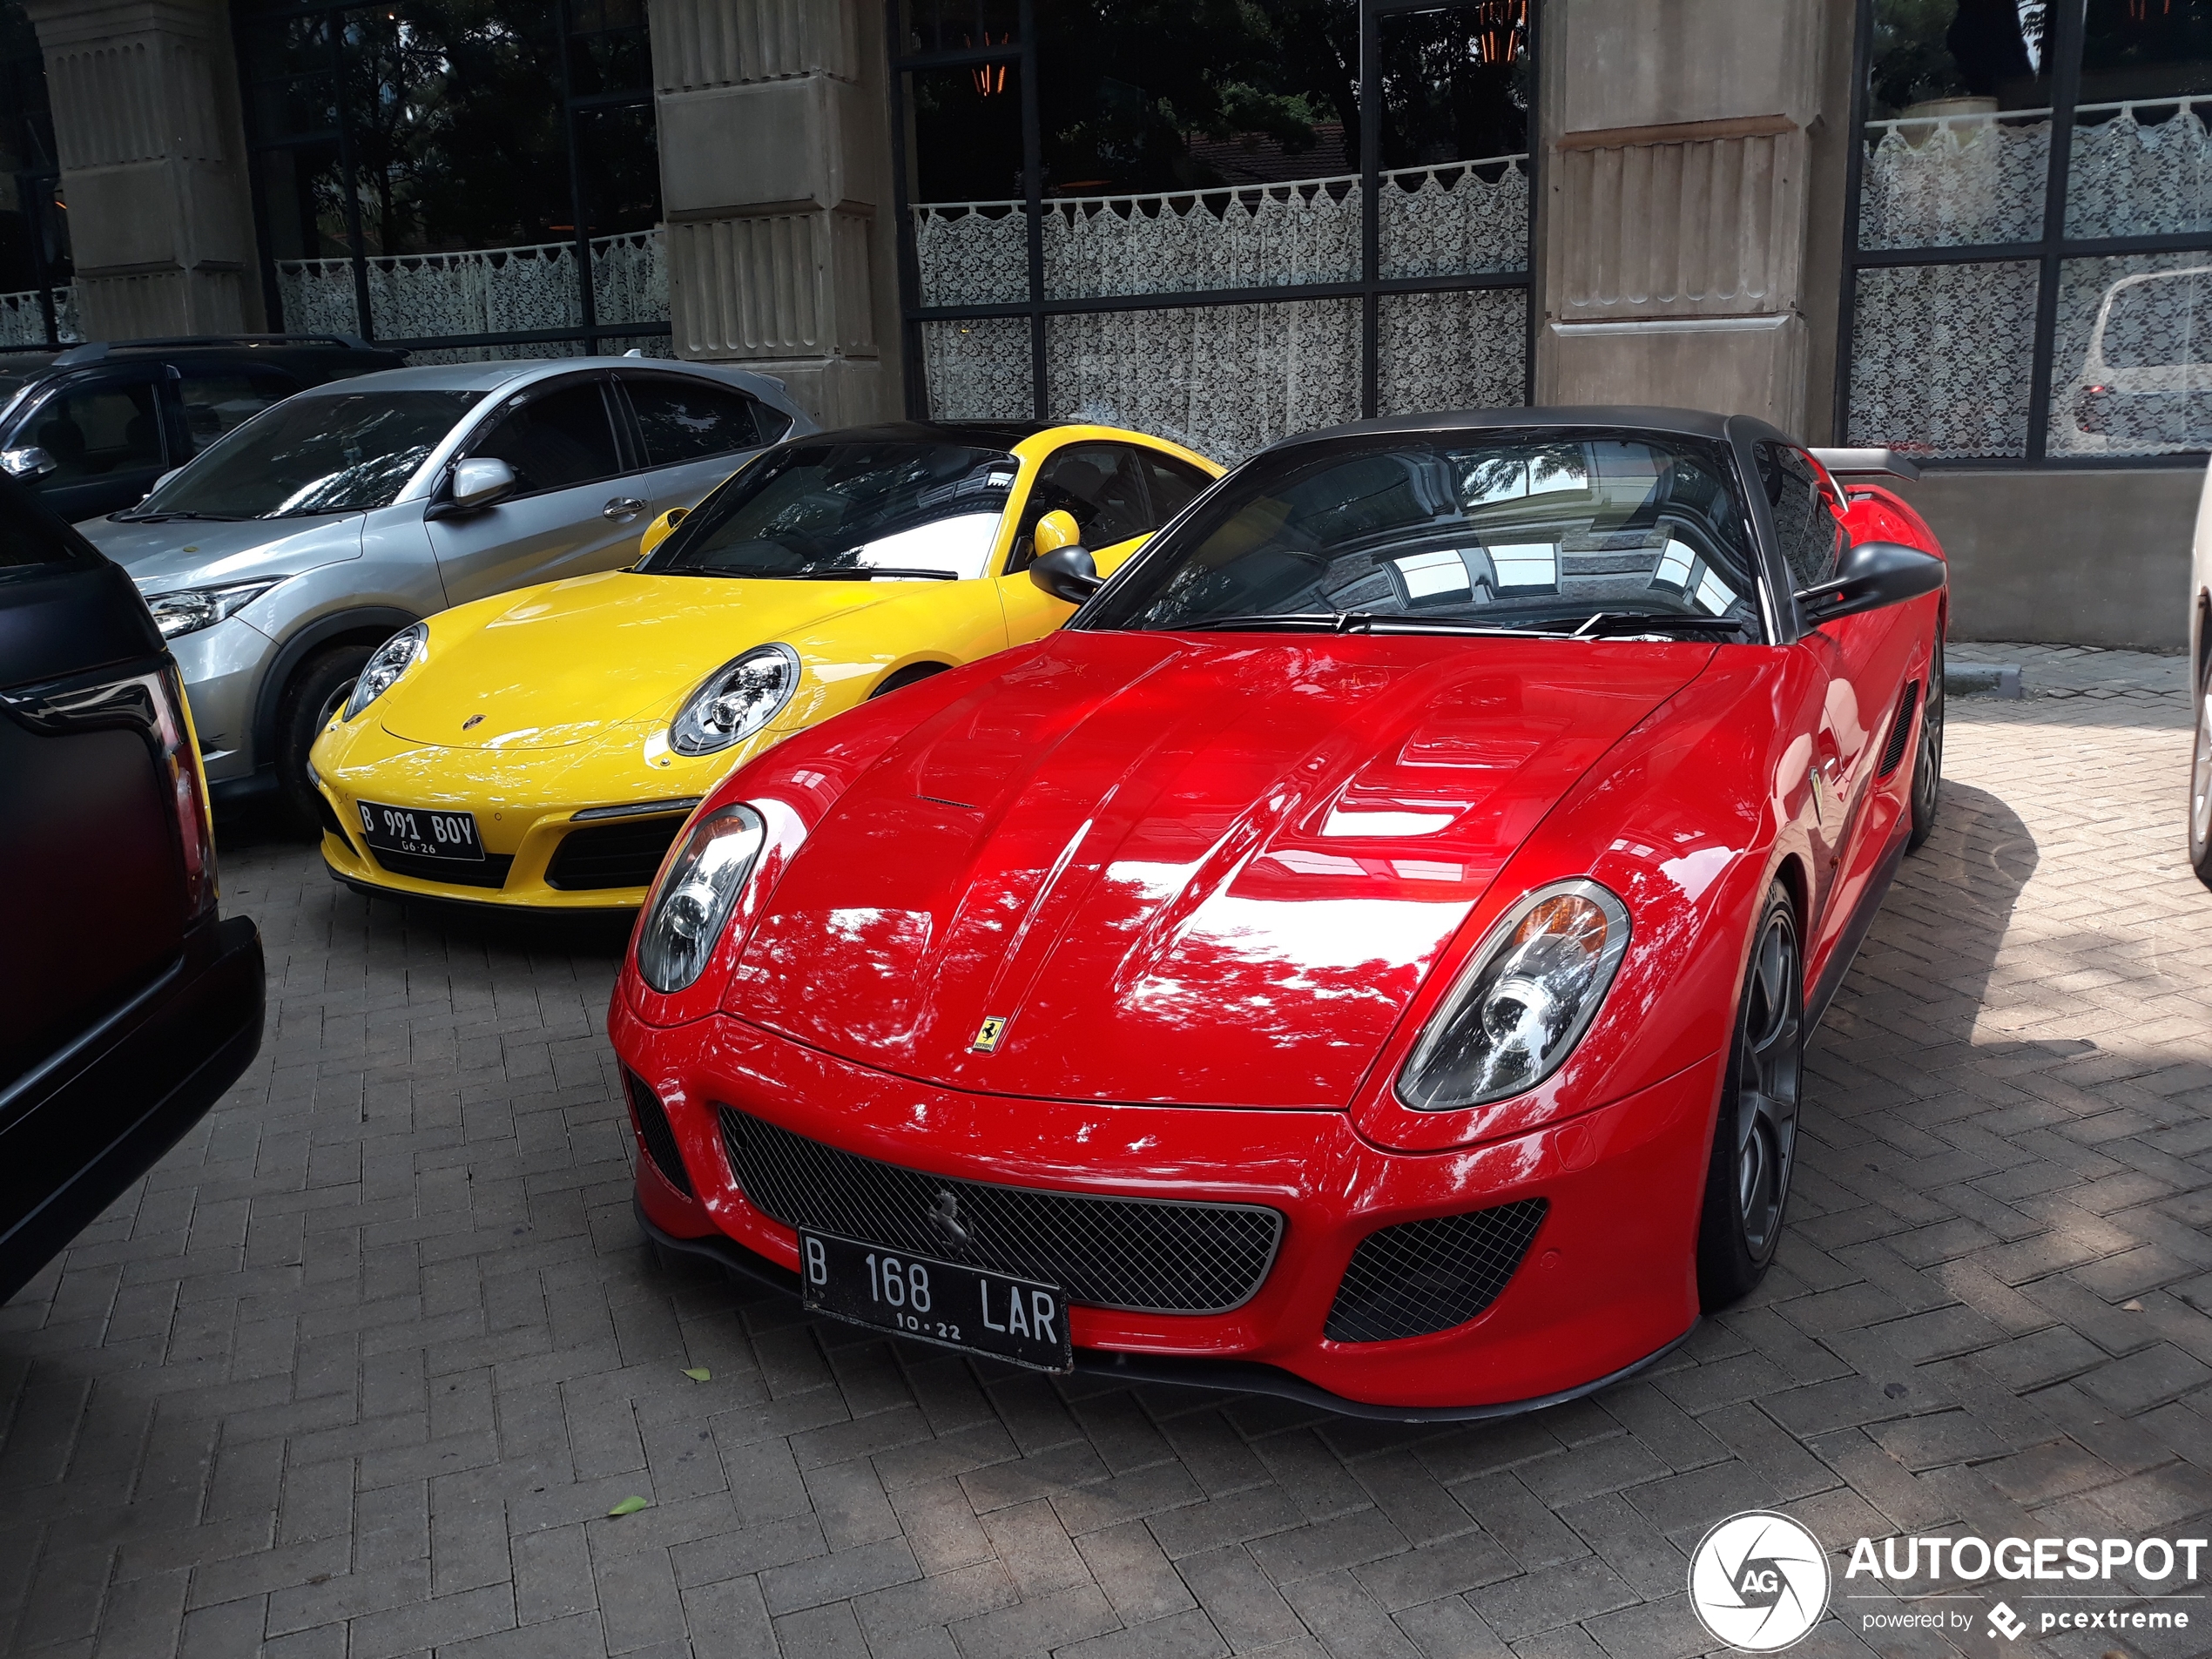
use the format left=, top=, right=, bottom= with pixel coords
left=1848, top=261, right=2039, bottom=457
left=1378, top=289, right=1526, bottom=415
left=2066, top=103, right=2212, bottom=239
left=275, top=230, right=667, bottom=347
left=1859, top=113, right=2049, bottom=249
left=0, top=287, right=79, bottom=347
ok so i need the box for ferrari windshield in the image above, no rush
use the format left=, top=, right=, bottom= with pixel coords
left=121, top=390, right=484, bottom=521
left=645, top=439, right=1019, bottom=581
left=1083, top=432, right=1763, bottom=638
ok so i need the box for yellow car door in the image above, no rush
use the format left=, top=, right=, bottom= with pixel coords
left=995, top=437, right=1167, bottom=645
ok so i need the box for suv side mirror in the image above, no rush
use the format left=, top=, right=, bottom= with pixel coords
left=428, top=456, right=517, bottom=519
left=0, top=445, right=57, bottom=481
left=1028, top=509, right=1100, bottom=603
left=1797, top=540, right=1946, bottom=626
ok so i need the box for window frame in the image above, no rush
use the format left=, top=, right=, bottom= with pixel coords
left=1836, top=0, right=2212, bottom=469
left=885, top=0, right=1540, bottom=425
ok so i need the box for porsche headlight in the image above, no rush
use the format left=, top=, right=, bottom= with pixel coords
left=342, top=622, right=427, bottom=720
left=671, top=644, right=800, bottom=756
left=145, top=580, right=280, bottom=640
left=1396, top=879, right=1631, bottom=1111
left=637, top=804, right=765, bottom=993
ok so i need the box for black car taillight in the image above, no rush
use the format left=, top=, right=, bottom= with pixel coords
left=150, top=664, right=219, bottom=921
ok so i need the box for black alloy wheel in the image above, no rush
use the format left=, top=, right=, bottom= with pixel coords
left=276, top=643, right=373, bottom=835
left=1907, top=635, right=1945, bottom=852
left=1696, top=882, right=1804, bottom=1309
left=2191, top=645, right=2212, bottom=889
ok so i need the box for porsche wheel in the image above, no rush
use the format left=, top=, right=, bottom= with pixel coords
left=1907, top=637, right=1944, bottom=852
left=2191, top=648, right=2212, bottom=889
left=1697, top=883, right=1803, bottom=1309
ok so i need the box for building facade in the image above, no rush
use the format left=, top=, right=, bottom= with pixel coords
left=4, top=0, right=2207, bottom=647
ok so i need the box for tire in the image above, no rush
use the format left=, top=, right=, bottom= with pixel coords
left=275, top=644, right=372, bottom=834
left=868, top=662, right=949, bottom=700
left=1696, top=882, right=1804, bottom=1310
left=1907, top=635, right=1944, bottom=852
left=2191, top=646, right=2212, bottom=889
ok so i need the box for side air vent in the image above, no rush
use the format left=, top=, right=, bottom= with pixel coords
left=1877, top=680, right=1921, bottom=779
left=624, top=1071, right=693, bottom=1197
left=546, top=816, right=689, bottom=891
left=1325, top=1199, right=1548, bottom=1344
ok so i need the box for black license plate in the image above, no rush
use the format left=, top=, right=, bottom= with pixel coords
left=799, top=1231, right=1072, bottom=1373
left=355, top=799, right=483, bottom=861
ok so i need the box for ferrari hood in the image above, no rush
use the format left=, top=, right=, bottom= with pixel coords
left=729, top=631, right=1716, bottom=1109
left=381, top=570, right=899, bottom=751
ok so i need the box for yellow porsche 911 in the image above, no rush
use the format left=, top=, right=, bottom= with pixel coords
left=307, top=420, right=1220, bottom=909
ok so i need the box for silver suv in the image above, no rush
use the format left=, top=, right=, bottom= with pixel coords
left=78, top=357, right=813, bottom=824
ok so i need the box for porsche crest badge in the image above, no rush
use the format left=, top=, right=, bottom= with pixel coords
left=970, top=1015, right=1008, bottom=1054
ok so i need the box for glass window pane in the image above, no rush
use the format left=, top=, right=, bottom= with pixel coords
left=264, top=142, right=363, bottom=334
left=577, top=105, right=664, bottom=328
left=1754, top=444, right=1847, bottom=590
left=568, top=0, right=651, bottom=98
left=471, top=382, right=622, bottom=494
left=2048, top=253, right=2212, bottom=455
left=626, top=376, right=764, bottom=465
left=1042, top=184, right=1359, bottom=300
left=176, top=372, right=298, bottom=455
left=26, top=382, right=162, bottom=489
left=1859, top=0, right=2052, bottom=249
left=1376, top=3, right=1532, bottom=279
left=901, top=0, right=1019, bottom=57
left=1044, top=300, right=1360, bottom=462
left=2067, top=0, right=2212, bottom=238
left=1377, top=288, right=1526, bottom=415
left=921, top=316, right=1032, bottom=419
left=1848, top=260, right=2040, bottom=458
left=1142, top=452, right=1212, bottom=523
left=907, top=61, right=1027, bottom=307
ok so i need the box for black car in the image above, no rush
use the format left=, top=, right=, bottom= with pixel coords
left=0, top=473, right=264, bottom=1305
left=0, top=334, right=408, bottom=523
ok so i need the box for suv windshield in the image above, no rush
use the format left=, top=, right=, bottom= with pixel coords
left=644, top=439, right=1019, bottom=581
left=121, top=389, right=483, bottom=521
left=1083, top=432, right=1763, bottom=640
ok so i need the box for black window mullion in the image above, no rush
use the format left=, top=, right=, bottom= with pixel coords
left=2027, top=1, right=2087, bottom=464
left=327, top=14, right=374, bottom=342
left=1833, top=0, right=1877, bottom=444
left=1019, top=0, right=1043, bottom=420
left=885, top=0, right=926, bottom=420
left=1359, top=2, right=1380, bottom=420
left=556, top=0, right=599, bottom=349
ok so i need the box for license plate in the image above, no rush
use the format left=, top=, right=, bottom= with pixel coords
left=799, top=1231, right=1072, bottom=1373
left=355, top=799, right=483, bottom=861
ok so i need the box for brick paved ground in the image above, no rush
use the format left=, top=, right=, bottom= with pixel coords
left=3, top=651, right=2208, bottom=1659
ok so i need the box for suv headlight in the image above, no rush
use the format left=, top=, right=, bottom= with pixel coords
left=145, top=580, right=280, bottom=640
left=671, top=644, right=799, bottom=756
left=342, top=622, right=428, bottom=720
left=1396, top=879, right=1631, bottom=1111
left=637, top=804, right=766, bottom=993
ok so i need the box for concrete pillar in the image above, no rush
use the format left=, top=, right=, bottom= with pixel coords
left=23, top=0, right=263, bottom=340
left=1535, top=0, right=1853, bottom=438
left=649, top=0, right=902, bottom=428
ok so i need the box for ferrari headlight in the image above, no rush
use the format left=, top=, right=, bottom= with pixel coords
left=1397, top=879, right=1631, bottom=1111
left=145, top=580, right=280, bottom=640
left=342, top=622, right=427, bottom=720
left=670, top=644, right=800, bottom=756
left=637, top=804, right=765, bottom=993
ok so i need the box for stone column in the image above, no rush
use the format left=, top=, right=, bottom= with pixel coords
left=1535, top=0, right=1854, bottom=437
left=649, top=0, right=902, bottom=428
left=23, top=0, right=263, bottom=340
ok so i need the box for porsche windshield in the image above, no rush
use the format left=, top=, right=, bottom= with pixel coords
left=1084, top=433, right=1763, bottom=639
left=121, top=390, right=484, bottom=521
left=646, top=440, right=1019, bottom=581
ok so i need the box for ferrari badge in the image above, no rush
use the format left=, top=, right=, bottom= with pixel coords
left=970, top=1015, right=1008, bottom=1053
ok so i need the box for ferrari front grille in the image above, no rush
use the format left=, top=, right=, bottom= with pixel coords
left=717, top=1108, right=1283, bottom=1314
left=1324, top=1199, right=1548, bottom=1344
left=546, top=815, right=688, bottom=891
left=625, top=1071, right=693, bottom=1197
left=369, top=848, right=514, bottom=889
left=1877, top=680, right=1921, bottom=779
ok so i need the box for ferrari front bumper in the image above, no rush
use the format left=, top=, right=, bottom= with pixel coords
left=610, top=1001, right=1721, bottom=1413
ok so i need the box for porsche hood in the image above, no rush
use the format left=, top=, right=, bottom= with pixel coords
left=727, top=631, right=1716, bottom=1109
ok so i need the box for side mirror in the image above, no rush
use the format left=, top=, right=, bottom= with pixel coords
left=1796, top=540, right=1946, bottom=626
left=1028, top=509, right=1100, bottom=603
left=638, top=504, right=689, bottom=561
left=428, top=456, right=517, bottom=519
left=0, top=445, right=57, bottom=481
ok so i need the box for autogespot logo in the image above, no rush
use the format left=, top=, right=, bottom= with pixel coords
left=1689, top=1511, right=1832, bottom=1652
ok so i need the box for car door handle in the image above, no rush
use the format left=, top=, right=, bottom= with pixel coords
left=603, top=496, right=646, bottom=521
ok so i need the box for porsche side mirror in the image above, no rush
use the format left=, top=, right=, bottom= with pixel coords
left=638, top=504, right=689, bottom=561
left=1028, top=509, right=1100, bottom=603
left=1796, top=540, right=1946, bottom=626
left=427, top=456, right=517, bottom=519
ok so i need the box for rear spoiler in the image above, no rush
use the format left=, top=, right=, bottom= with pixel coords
left=1809, top=447, right=1921, bottom=482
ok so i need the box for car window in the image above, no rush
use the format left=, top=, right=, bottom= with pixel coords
left=470, top=381, right=622, bottom=496
left=1011, top=442, right=1151, bottom=570
left=625, top=377, right=767, bottom=467
left=29, top=381, right=161, bottom=487
left=1142, top=451, right=1212, bottom=527
left=176, top=371, right=298, bottom=455
left=1757, top=442, right=1846, bottom=593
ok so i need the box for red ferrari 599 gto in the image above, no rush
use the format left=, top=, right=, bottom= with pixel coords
left=609, top=408, right=1948, bottom=1419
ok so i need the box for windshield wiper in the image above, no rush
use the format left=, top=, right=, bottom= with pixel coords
left=266, top=505, right=362, bottom=519
left=111, top=509, right=248, bottom=523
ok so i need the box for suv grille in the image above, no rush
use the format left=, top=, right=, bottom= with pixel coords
left=546, top=816, right=687, bottom=891
left=624, top=1071, right=693, bottom=1197
left=370, top=848, right=514, bottom=889
left=1325, top=1200, right=1548, bottom=1344
left=718, top=1107, right=1282, bottom=1314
